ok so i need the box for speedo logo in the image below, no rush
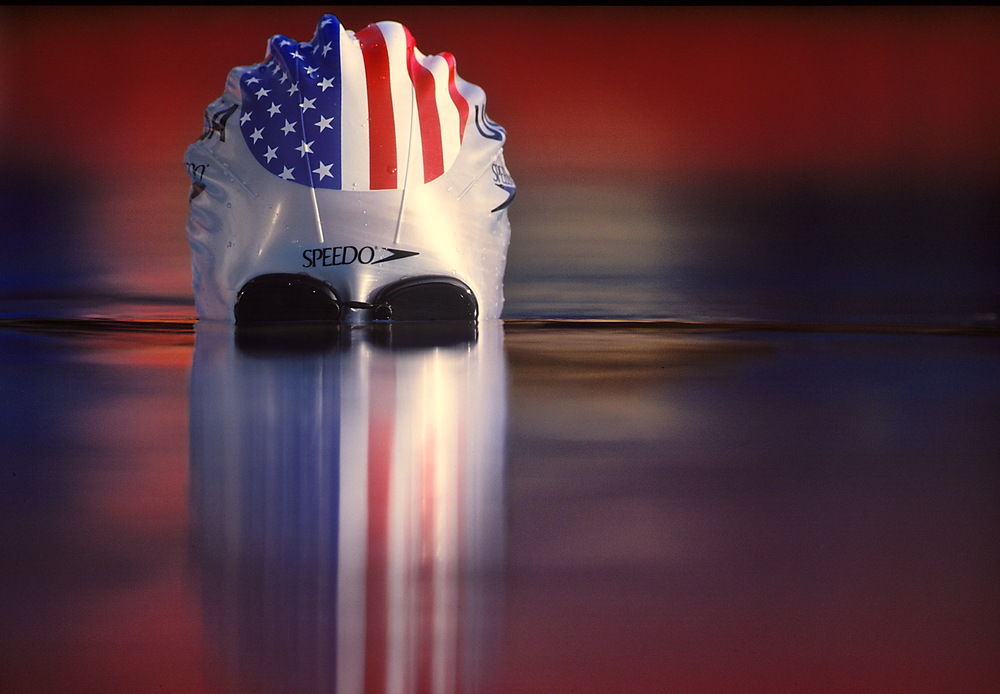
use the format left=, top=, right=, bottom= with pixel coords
left=302, top=246, right=419, bottom=268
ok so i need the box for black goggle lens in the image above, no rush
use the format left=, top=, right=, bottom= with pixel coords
left=371, top=276, right=478, bottom=322
left=234, top=274, right=340, bottom=324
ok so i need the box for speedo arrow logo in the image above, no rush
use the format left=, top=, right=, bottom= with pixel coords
left=492, top=183, right=516, bottom=213
left=372, top=247, right=420, bottom=264
left=302, top=245, right=419, bottom=268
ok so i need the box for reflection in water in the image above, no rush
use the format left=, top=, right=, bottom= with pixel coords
left=189, top=322, right=507, bottom=694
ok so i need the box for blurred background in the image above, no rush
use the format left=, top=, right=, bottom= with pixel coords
left=1, top=5, right=997, bottom=324
left=2, top=8, right=999, bottom=693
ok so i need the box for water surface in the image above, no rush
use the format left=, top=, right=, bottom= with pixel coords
left=1, top=317, right=997, bottom=693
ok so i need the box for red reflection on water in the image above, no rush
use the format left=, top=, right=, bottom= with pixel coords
left=0, top=336, right=209, bottom=694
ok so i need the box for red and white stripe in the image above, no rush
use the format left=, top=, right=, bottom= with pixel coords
left=338, top=346, right=467, bottom=694
left=342, top=22, right=473, bottom=191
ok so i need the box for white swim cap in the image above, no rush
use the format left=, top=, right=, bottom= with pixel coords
left=185, top=14, right=514, bottom=323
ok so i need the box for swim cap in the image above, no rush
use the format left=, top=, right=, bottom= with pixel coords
left=184, top=14, right=514, bottom=322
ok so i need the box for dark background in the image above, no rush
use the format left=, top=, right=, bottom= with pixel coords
left=1, top=8, right=998, bottom=693
left=1, top=6, right=997, bottom=324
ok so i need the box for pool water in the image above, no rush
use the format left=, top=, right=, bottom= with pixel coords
left=1, top=314, right=997, bottom=693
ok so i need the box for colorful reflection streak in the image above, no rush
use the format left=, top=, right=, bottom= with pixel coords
left=188, top=323, right=506, bottom=694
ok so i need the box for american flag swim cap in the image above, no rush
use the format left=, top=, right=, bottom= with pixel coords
left=186, top=14, right=513, bottom=323
left=222, top=14, right=499, bottom=192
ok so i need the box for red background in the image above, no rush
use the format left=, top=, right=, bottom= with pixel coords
left=3, top=6, right=998, bottom=180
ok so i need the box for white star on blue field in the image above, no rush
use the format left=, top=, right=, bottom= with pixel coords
left=238, top=17, right=345, bottom=189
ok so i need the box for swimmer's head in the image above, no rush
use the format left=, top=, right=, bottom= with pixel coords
left=184, top=14, right=514, bottom=323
